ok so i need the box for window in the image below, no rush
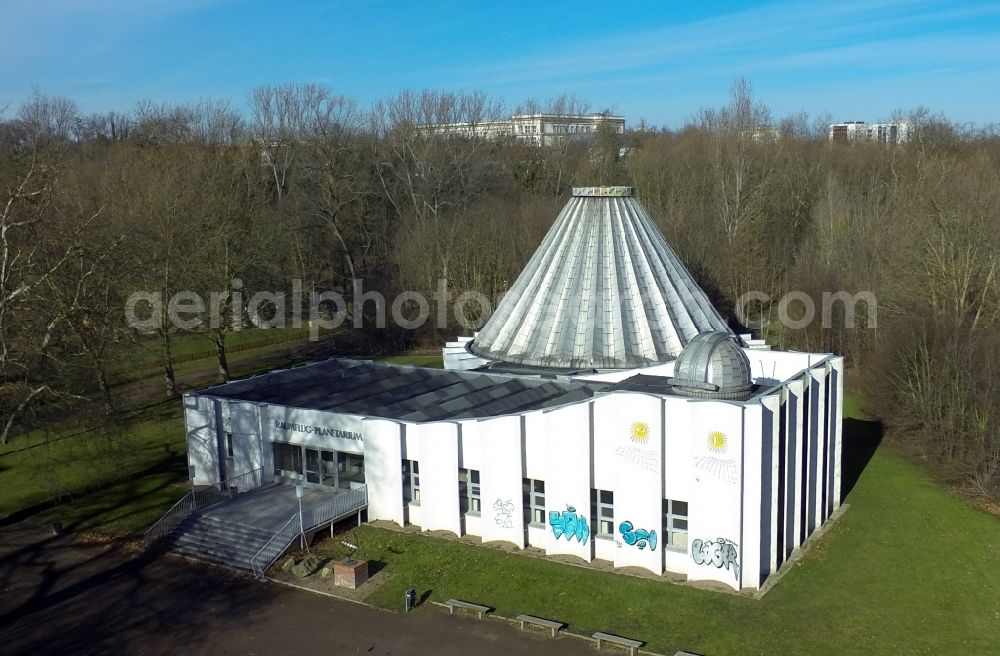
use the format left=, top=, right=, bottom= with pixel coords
left=663, top=499, right=689, bottom=551
left=403, top=460, right=420, bottom=504
left=272, top=442, right=302, bottom=478
left=337, top=453, right=365, bottom=490
left=591, top=489, right=614, bottom=537
left=225, top=432, right=234, bottom=457
left=522, top=478, right=545, bottom=525
left=459, top=468, right=481, bottom=514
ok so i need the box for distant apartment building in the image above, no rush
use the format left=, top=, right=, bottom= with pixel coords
left=422, top=113, right=626, bottom=146
left=829, top=120, right=913, bottom=145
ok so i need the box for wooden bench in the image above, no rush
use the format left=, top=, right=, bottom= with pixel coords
left=445, top=599, right=491, bottom=619
left=515, top=614, right=565, bottom=638
left=592, top=631, right=643, bottom=655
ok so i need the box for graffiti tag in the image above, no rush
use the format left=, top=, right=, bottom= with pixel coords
left=492, top=498, right=515, bottom=529
left=618, top=521, right=657, bottom=550
left=549, top=505, right=590, bottom=543
left=691, top=537, right=740, bottom=582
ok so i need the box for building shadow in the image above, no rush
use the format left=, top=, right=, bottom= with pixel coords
left=840, top=416, right=884, bottom=502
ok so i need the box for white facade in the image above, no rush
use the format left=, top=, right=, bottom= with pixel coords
left=829, top=120, right=914, bottom=144
left=184, top=348, right=843, bottom=593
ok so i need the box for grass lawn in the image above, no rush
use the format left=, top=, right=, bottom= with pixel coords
left=0, top=406, right=189, bottom=533
left=111, top=327, right=336, bottom=386
left=33, top=472, right=190, bottom=536
left=374, top=354, right=444, bottom=368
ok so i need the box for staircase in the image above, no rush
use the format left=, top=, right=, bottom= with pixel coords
left=146, top=480, right=368, bottom=576
left=167, top=513, right=273, bottom=571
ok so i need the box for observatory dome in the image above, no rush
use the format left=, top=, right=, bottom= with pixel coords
left=671, top=331, right=754, bottom=400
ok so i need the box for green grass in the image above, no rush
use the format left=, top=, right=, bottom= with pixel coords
left=112, top=327, right=333, bottom=385
left=33, top=472, right=189, bottom=535
left=373, top=354, right=444, bottom=368
left=842, top=392, right=869, bottom=421
left=0, top=408, right=188, bottom=527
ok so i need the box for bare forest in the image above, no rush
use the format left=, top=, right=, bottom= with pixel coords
left=3, top=81, right=999, bottom=499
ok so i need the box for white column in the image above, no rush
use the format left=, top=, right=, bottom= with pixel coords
left=687, top=401, right=744, bottom=591
left=597, top=393, right=664, bottom=575
left=480, top=415, right=525, bottom=548
left=807, top=369, right=826, bottom=534
left=363, top=418, right=405, bottom=526
left=185, top=394, right=220, bottom=486
left=417, top=422, right=461, bottom=536
left=760, top=394, right=782, bottom=581
left=544, top=402, right=593, bottom=561
left=831, top=357, right=845, bottom=512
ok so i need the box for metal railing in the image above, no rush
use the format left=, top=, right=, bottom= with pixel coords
left=249, top=484, right=368, bottom=578
left=250, top=515, right=300, bottom=578
left=143, top=467, right=264, bottom=544
left=304, top=485, right=368, bottom=530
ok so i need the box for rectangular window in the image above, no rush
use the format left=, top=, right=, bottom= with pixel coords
left=225, top=432, right=234, bottom=457
left=337, top=452, right=365, bottom=490
left=459, top=468, right=481, bottom=514
left=272, top=442, right=302, bottom=478
left=663, top=499, right=689, bottom=551
left=591, top=489, right=614, bottom=537
left=402, top=460, right=420, bottom=504
left=522, top=478, right=545, bottom=525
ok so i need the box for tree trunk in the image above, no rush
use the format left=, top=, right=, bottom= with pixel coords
left=214, top=331, right=230, bottom=382
left=162, top=330, right=178, bottom=397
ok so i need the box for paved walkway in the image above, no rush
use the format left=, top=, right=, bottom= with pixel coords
left=0, top=524, right=590, bottom=656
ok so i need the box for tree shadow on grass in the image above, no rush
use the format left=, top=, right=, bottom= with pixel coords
left=841, top=416, right=884, bottom=502
left=0, top=452, right=188, bottom=529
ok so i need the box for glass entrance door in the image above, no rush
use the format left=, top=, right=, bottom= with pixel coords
left=321, top=451, right=338, bottom=487
left=305, top=448, right=322, bottom=484
left=272, top=443, right=362, bottom=488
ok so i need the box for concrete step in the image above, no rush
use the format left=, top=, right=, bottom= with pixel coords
left=179, top=519, right=266, bottom=543
left=165, top=512, right=279, bottom=571
left=171, top=532, right=267, bottom=558
left=171, top=543, right=254, bottom=570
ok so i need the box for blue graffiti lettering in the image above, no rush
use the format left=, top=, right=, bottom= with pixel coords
left=549, top=505, right=590, bottom=543
left=618, top=521, right=658, bottom=551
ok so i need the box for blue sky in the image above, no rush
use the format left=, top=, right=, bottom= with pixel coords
left=2, top=0, right=998, bottom=128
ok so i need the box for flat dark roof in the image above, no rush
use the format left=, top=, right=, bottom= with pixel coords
left=197, top=358, right=596, bottom=422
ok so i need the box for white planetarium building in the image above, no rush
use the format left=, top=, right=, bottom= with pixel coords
left=183, top=187, right=842, bottom=592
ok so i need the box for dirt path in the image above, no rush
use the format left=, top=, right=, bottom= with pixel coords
left=0, top=524, right=589, bottom=656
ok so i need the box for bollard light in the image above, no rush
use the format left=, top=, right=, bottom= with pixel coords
left=296, top=484, right=307, bottom=551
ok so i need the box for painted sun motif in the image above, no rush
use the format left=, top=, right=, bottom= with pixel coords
left=630, top=421, right=650, bottom=443
left=707, top=430, right=728, bottom=453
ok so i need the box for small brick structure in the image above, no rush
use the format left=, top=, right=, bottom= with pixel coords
left=333, top=558, right=369, bottom=589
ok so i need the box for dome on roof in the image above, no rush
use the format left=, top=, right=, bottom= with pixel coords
left=671, top=331, right=754, bottom=400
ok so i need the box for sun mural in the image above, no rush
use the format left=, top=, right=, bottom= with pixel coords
left=707, top=430, right=728, bottom=453
left=630, top=421, right=650, bottom=443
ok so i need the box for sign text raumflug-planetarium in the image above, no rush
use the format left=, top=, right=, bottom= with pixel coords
left=273, top=419, right=363, bottom=441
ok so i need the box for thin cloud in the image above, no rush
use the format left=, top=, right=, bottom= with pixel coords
left=443, top=0, right=1000, bottom=88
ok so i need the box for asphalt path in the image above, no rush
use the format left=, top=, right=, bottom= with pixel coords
left=0, top=524, right=590, bottom=656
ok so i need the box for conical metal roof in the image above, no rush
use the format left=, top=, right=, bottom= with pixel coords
left=470, top=186, right=731, bottom=369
